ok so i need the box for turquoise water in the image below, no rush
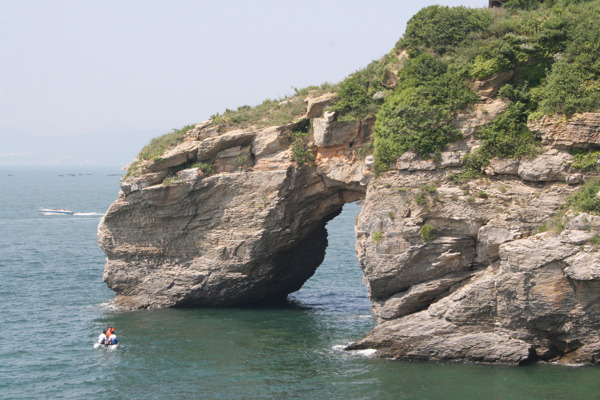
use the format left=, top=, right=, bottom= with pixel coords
left=0, top=166, right=599, bottom=399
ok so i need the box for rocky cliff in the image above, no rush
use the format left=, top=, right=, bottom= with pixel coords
left=98, top=94, right=370, bottom=309
left=348, top=107, right=600, bottom=365
left=99, top=71, right=600, bottom=365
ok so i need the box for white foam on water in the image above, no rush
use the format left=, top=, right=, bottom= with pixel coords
left=550, top=361, right=586, bottom=368
left=332, top=344, right=378, bottom=358
left=353, top=348, right=378, bottom=357
left=97, top=302, right=122, bottom=312
left=74, top=212, right=104, bottom=216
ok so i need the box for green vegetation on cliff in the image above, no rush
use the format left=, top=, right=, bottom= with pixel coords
left=566, top=177, right=600, bottom=214
left=459, top=101, right=537, bottom=180
left=208, top=84, right=336, bottom=132
left=328, top=55, right=401, bottom=121
left=371, top=0, right=600, bottom=173
left=373, top=54, right=480, bottom=171
left=133, top=0, right=600, bottom=178
left=138, top=124, right=196, bottom=161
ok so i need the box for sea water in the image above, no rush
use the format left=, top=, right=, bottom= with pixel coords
left=0, top=166, right=599, bottom=400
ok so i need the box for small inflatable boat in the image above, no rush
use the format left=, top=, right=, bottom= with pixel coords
left=93, top=342, right=119, bottom=350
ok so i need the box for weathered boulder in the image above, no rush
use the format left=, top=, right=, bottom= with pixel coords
left=99, top=168, right=360, bottom=308
left=371, top=271, right=473, bottom=321
left=517, top=149, right=573, bottom=182
left=214, top=145, right=251, bottom=173
left=121, top=171, right=168, bottom=195
left=183, top=120, right=213, bottom=142
left=146, top=141, right=200, bottom=172
left=395, top=151, right=436, bottom=171
left=486, top=157, right=520, bottom=175
left=196, top=130, right=256, bottom=162
left=253, top=126, right=289, bottom=158
left=313, top=112, right=361, bottom=147
left=349, top=166, right=599, bottom=364
left=176, top=167, right=203, bottom=182
left=306, top=93, right=339, bottom=119
left=475, top=223, right=520, bottom=264
left=469, top=70, right=514, bottom=98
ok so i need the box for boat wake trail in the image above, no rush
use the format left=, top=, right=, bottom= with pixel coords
left=73, top=212, right=105, bottom=216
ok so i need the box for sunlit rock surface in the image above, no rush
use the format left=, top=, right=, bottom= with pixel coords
left=99, top=90, right=600, bottom=365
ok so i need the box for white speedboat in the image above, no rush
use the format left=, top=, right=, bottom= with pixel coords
left=39, top=208, right=74, bottom=215
left=93, top=342, right=119, bottom=350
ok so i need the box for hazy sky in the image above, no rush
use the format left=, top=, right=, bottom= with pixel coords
left=1, top=0, right=486, bottom=164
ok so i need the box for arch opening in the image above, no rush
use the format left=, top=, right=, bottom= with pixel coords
left=288, top=202, right=370, bottom=315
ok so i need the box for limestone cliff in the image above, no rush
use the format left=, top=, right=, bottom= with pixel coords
left=99, top=81, right=600, bottom=365
left=98, top=96, right=370, bottom=309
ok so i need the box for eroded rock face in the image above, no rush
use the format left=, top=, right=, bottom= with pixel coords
left=528, top=113, right=600, bottom=149
left=100, top=91, right=600, bottom=365
left=350, top=230, right=600, bottom=364
left=348, top=140, right=600, bottom=364
left=99, top=104, right=370, bottom=309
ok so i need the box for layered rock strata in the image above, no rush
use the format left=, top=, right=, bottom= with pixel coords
left=99, top=84, right=600, bottom=364
left=347, top=108, right=600, bottom=365
left=99, top=100, right=370, bottom=309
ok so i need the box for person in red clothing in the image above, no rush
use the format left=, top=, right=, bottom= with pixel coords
left=106, top=327, right=115, bottom=341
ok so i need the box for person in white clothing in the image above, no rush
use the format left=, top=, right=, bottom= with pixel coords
left=106, top=332, right=118, bottom=345
left=97, top=330, right=107, bottom=344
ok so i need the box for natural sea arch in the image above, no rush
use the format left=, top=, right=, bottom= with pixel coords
left=99, top=166, right=369, bottom=309
left=288, top=202, right=370, bottom=313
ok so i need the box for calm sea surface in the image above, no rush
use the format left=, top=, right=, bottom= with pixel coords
left=0, top=165, right=599, bottom=399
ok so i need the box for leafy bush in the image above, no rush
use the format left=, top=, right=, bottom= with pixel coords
left=195, top=162, right=214, bottom=176
left=503, top=0, right=545, bottom=11
left=328, top=75, right=374, bottom=121
left=415, top=191, right=427, bottom=205
left=423, top=184, right=437, bottom=194
left=419, top=223, right=436, bottom=242
left=286, top=123, right=315, bottom=166
left=291, top=133, right=315, bottom=166
left=504, top=0, right=594, bottom=12
left=328, top=55, right=400, bottom=121
left=460, top=102, right=537, bottom=178
left=529, top=2, right=600, bottom=115
left=478, top=102, right=537, bottom=159
left=468, top=37, right=517, bottom=79
left=372, top=231, right=384, bottom=243
left=570, top=149, right=600, bottom=170
left=399, top=6, right=492, bottom=55
left=535, top=61, right=600, bottom=115
left=373, top=55, right=478, bottom=172
left=566, top=177, right=600, bottom=214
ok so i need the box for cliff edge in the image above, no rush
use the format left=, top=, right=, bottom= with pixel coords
left=98, top=95, right=371, bottom=308
left=99, top=1, right=600, bottom=365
